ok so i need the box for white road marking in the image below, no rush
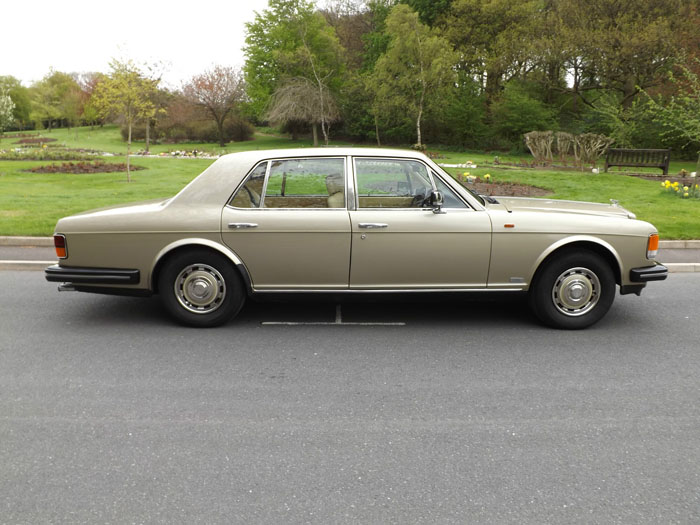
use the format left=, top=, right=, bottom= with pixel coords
left=262, top=304, right=406, bottom=326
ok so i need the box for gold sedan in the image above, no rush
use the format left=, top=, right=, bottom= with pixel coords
left=45, top=148, right=667, bottom=329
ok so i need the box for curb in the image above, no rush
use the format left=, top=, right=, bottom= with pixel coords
left=0, top=236, right=53, bottom=247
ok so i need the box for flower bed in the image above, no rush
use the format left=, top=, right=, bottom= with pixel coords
left=25, top=161, right=145, bottom=174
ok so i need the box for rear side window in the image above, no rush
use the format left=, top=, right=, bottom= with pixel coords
left=264, top=158, right=346, bottom=209
left=229, top=162, right=267, bottom=208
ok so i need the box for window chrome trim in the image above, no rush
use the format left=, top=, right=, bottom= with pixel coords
left=226, top=160, right=268, bottom=209
left=228, top=156, right=348, bottom=211
left=350, top=156, right=471, bottom=211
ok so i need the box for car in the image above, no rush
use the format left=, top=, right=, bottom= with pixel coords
left=45, top=147, right=667, bottom=329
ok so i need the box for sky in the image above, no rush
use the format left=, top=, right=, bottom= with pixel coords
left=1, top=0, right=273, bottom=88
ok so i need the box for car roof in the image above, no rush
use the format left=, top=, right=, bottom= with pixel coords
left=168, top=147, right=443, bottom=207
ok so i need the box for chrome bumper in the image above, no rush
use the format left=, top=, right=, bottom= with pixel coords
left=45, top=264, right=140, bottom=285
left=629, top=264, right=668, bottom=282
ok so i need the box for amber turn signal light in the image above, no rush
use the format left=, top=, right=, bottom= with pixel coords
left=647, top=233, right=659, bottom=259
left=54, top=234, right=67, bottom=259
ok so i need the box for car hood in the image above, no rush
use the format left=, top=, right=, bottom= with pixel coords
left=492, top=197, right=635, bottom=219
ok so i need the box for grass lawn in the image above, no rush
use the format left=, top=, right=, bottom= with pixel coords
left=1, top=126, right=698, bottom=238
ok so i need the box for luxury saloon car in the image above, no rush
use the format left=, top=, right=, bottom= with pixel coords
left=45, top=148, right=667, bottom=329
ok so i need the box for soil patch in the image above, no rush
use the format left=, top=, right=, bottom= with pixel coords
left=25, top=161, right=145, bottom=174
left=469, top=181, right=551, bottom=197
left=14, top=137, right=57, bottom=145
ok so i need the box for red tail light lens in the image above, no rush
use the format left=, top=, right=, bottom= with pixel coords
left=54, top=234, right=67, bottom=258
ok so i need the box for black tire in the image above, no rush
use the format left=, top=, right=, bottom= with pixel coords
left=528, top=249, right=615, bottom=329
left=158, top=249, right=245, bottom=327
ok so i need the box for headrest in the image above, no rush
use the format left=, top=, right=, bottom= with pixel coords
left=325, top=174, right=344, bottom=195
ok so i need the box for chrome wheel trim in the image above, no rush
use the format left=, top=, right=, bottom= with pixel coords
left=551, top=266, right=600, bottom=317
left=174, top=263, right=226, bottom=314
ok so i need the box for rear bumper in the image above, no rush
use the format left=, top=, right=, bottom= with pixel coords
left=630, top=264, right=668, bottom=282
left=45, top=264, right=140, bottom=285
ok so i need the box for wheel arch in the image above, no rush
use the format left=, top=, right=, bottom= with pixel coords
left=149, top=238, right=252, bottom=294
left=529, top=237, right=623, bottom=288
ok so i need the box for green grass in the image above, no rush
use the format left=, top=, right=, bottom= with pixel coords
left=1, top=125, right=699, bottom=238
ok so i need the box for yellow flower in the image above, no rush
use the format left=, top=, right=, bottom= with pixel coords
left=684, top=186, right=689, bottom=191
left=661, top=181, right=666, bottom=187
left=675, top=187, right=680, bottom=192
left=484, top=174, right=491, bottom=180
left=684, top=192, right=689, bottom=197
left=463, top=172, right=469, bottom=176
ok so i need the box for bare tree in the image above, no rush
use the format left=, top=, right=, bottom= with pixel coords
left=266, top=77, right=339, bottom=146
left=183, top=66, right=246, bottom=147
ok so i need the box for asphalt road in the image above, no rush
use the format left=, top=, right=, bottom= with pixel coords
left=1, top=272, right=699, bottom=524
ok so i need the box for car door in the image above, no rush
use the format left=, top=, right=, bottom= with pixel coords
left=221, top=157, right=351, bottom=290
left=349, top=157, right=492, bottom=289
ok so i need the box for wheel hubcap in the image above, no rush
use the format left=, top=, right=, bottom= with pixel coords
left=174, top=264, right=226, bottom=314
left=551, top=267, right=600, bottom=317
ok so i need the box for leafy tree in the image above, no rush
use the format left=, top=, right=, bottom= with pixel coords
left=0, top=76, right=31, bottom=129
left=490, top=81, right=557, bottom=146
left=437, top=0, right=541, bottom=103
left=0, top=88, right=15, bottom=133
left=401, top=0, right=451, bottom=26
left=183, top=66, right=246, bottom=147
left=244, top=0, right=345, bottom=142
left=547, top=0, right=688, bottom=109
left=369, top=4, right=457, bottom=147
left=29, top=71, right=82, bottom=130
left=645, top=59, right=700, bottom=164
left=92, top=60, right=159, bottom=182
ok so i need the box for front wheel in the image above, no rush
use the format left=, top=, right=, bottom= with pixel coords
left=158, top=250, right=245, bottom=327
left=528, top=250, right=615, bottom=329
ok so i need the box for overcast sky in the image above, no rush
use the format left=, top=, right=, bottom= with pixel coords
left=2, top=0, right=273, bottom=88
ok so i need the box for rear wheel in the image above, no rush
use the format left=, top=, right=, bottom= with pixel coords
left=528, top=250, right=615, bottom=329
left=158, top=249, right=245, bottom=327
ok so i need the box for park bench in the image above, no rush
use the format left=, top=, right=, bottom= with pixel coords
left=604, top=148, right=671, bottom=175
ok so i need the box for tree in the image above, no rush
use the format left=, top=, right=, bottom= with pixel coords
left=183, top=66, right=246, bottom=147
left=547, top=0, right=688, bottom=109
left=0, top=76, right=31, bottom=130
left=266, top=77, right=340, bottom=145
left=244, top=0, right=345, bottom=142
left=645, top=59, right=700, bottom=164
left=437, top=0, right=540, bottom=104
left=369, top=4, right=457, bottom=147
left=0, top=88, right=15, bottom=133
left=29, top=71, right=82, bottom=129
left=92, top=60, right=158, bottom=182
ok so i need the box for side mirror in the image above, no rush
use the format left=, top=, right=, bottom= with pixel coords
left=430, top=190, right=445, bottom=214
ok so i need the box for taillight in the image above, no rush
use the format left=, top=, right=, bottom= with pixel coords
left=647, top=233, right=659, bottom=259
left=54, top=234, right=67, bottom=259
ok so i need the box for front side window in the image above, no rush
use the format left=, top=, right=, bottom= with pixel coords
left=264, top=158, right=345, bottom=209
left=355, top=158, right=434, bottom=208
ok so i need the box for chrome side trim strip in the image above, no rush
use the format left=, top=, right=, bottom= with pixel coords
left=251, top=287, right=524, bottom=294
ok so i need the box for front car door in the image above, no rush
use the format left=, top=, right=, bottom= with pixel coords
left=349, top=157, right=492, bottom=289
left=222, top=156, right=351, bottom=290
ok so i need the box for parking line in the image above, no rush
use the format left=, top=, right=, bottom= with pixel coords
left=261, top=304, right=406, bottom=326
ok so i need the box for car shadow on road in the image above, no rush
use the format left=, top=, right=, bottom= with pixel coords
left=53, top=291, right=534, bottom=329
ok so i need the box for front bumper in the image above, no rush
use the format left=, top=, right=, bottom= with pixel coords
left=45, top=265, right=140, bottom=285
left=629, top=264, right=668, bottom=282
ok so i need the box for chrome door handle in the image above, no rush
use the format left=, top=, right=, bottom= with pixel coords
left=228, top=222, right=258, bottom=229
left=358, top=223, right=388, bottom=229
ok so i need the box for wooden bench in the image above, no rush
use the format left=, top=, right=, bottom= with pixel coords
left=604, top=148, right=671, bottom=175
